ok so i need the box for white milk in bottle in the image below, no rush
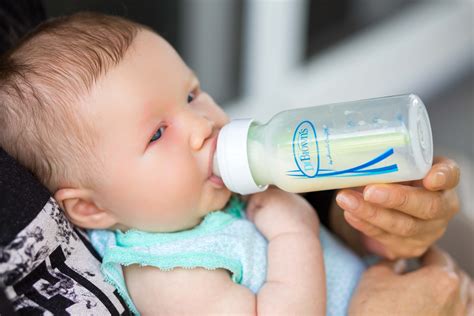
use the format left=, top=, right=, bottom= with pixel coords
left=213, top=94, right=433, bottom=194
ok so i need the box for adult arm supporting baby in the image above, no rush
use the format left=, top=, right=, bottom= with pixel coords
left=123, top=186, right=325, bottom=315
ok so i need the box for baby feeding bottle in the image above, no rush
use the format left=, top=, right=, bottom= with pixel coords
left=212, top=94, right=433, bottom=195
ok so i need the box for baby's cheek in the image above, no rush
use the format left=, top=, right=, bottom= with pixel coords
left=166, top=157, right=202, bottom=190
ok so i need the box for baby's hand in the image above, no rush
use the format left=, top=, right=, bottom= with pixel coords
left=246, top=186, right=319, bottom=240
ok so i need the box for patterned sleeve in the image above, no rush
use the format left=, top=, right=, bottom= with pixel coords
left=0, top=149, right=132, bottom=315
left=0, top=0, right=132, bottom=312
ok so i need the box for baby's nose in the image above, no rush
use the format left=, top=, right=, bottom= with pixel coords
left=189, top=116, right=215, bottom=150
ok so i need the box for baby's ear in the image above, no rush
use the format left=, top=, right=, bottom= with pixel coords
left=54, top=188, right=118, bottom=229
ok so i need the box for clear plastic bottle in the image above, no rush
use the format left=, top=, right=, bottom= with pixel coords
left=213, top=94, right=433, bottom=195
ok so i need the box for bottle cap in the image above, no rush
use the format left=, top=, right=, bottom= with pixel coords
left=215, top=119, right=268, bottom=195
left=408, top=94, right=433, bottom=175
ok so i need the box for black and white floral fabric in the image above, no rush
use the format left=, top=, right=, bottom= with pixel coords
left=0, top=198, right=130, bottom=315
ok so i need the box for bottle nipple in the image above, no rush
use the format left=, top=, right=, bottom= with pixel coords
left=212, top=153, right=221, bottom=177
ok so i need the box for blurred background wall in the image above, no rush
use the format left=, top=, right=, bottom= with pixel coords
left=44, top=0, right=473, bottom=273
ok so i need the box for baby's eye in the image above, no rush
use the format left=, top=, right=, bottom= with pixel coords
left=187, top=92, right=196, bottom=103
left=150, top=126, right=166, bottom=143
left=188, top=86, right=201, bottom=103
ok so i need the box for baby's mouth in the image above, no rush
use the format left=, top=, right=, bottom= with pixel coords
left=209, top=173, right=225, bottom=187
left=207, top=133, right=225, bottom=187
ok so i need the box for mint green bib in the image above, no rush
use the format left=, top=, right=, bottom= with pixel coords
left=88, top=196, right=267, bottom=315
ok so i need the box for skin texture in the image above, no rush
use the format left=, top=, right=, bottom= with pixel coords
left=54, top=30, right=232, bottom=232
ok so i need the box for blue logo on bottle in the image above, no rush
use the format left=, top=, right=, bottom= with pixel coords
left=288, top=119, right=399, bottom=179
left=292, top=120, right=320, bottom=177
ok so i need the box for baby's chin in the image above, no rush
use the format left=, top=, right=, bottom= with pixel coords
left=112, top=189, right=233, bottom=233
left=208, top=187, right=233, bottom=210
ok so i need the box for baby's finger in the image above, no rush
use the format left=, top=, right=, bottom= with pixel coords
left=362, top=183, right=453, bottom=220
left=423, top=157, right=461, bottom=191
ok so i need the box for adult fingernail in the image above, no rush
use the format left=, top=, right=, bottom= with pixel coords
left=365, top=187, right=389, bottom=204
left=336, top=193, right=359, bottom=211
left=433, top=171, right=446, bottom=188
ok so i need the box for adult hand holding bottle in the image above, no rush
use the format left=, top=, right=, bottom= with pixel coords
left=333, top=156, right=461, bottom=259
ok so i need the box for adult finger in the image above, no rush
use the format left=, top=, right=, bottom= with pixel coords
left=341, top=212, right=424, bottom=259
left=420, top=247, right=473, bottom=314
left=468, top=281, right=474, bottom=316
left=343, top=211, right=386, bottom=239
left=341, top=190, right=446, bottom=237
left=416, top=246, right=461, bottom=299
left=363, top=183, right=457, bottom=220
left=459, top=270, right=473, bottom=314
left=420, top=245, right=456, bottom=269
left=342, top=212, right=404, bottom=258
left=410, top=156, right=461, bottom=191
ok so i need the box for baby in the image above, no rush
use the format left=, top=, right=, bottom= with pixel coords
left=0, top=12, right=364, bottom=315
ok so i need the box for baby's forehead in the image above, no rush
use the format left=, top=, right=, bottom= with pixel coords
left=88, top=29, right=193, bottom=104
left=79, top=32, right=199, bottom=152
left=130, top=31, right=188, bottom=71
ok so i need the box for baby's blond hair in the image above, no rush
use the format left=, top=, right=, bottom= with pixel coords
left=0, top=12, right=140, bottom=193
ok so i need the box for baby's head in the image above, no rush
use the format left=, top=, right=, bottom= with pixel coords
left=0, top=12, right=231, bottom=232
